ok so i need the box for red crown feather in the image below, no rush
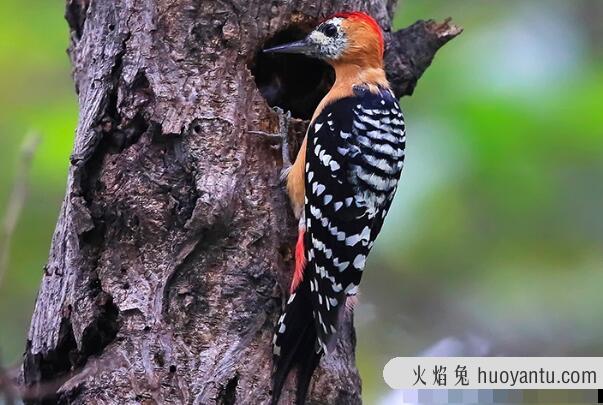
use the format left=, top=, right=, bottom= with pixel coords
left=329, top=11, right=384, bottom=56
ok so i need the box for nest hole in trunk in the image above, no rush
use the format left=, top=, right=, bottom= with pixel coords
left=249, top=23, right=335, bottom=120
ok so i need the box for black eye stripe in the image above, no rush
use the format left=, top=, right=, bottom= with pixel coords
left=322, top=24, right=337, bottom=38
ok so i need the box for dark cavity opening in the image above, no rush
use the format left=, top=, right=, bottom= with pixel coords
left=250, top=24, right=335, bottom=120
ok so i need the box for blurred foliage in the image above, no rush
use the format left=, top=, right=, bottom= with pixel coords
left=0, top=0, right=601, bottom=404
left=0, top=0, right=76, bottom=363
left=358, top=1, right=603, bottom=403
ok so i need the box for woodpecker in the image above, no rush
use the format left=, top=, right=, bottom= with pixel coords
left=264, top=12, right=406, bottom=404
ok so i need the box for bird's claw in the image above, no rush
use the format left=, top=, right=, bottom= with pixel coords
left=273, top=107, right=291, bottom=120
left=273, top=108, right=292, bottom=172
left=249, top=107, right=292, bottom=176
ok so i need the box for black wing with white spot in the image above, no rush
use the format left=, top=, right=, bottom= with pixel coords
left=271, top=86, right=406, bottom=405
left=304, top=86, right=406, bottom=352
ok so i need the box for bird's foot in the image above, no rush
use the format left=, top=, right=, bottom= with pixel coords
left=248, top=107, right=292, bottom=180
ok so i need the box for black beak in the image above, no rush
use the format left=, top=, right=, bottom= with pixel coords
left=263, top=38, right=315, bottom=55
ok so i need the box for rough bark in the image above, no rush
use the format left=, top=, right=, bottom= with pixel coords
left=21, top=0, right=460, bottom=403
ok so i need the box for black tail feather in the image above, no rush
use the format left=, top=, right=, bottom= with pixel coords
left=295, top=333, right=321, bottom=405
left=271, top=277, right=320, bottom=405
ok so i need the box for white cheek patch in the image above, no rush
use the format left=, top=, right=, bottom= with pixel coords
left=310, top=18, right=347, bottom=59
left=324, top=37, right=347, bottom=59
left=310, top=31, right=329, bottom=45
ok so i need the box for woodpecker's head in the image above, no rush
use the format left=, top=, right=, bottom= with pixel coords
left=264, top=12, right=384, bottom=67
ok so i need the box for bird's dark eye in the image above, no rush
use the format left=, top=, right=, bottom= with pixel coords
left=323, top=24, right=338, bottom=38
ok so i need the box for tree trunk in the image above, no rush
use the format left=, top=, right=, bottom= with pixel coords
left=21, top=0, right=460, bottom=403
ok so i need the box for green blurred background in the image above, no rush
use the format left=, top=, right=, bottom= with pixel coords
left=0, top=0, right=601, bottom=404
